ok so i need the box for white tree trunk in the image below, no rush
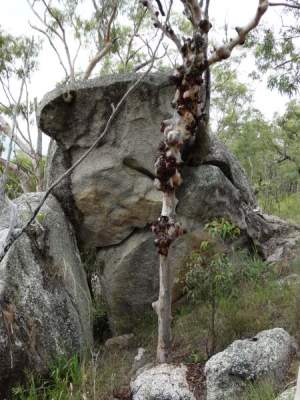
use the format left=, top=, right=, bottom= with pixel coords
left=156, top=254, right=172, bottom=363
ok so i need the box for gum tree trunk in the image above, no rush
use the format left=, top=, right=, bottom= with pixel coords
left=143, top=0, right=269, bottom=363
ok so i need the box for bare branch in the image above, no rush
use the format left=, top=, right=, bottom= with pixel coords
left=29, top=23, right=69, bottom=80
left=155, top=0, right=165, bottom=15
left=26, top=0, right=63, bottom=41
left=41, top=0, right=74, bottom=80
left=0, top=75, right=26, bottom=258
left=208, top=0, right=269, bottom=66
left=0, top=117, right=33, bottom=159
left=83, top=1, right=118, bottom=79
left=83, top=42, right=114, bottom=79
left=185, top=0, right=202, bottom=27
left=141, top=0, right=182, bottom=53
left=269, top=1, right=300, bottom=9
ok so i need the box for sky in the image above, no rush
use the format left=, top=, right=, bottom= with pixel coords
left=0, top=0, right=293, bottom=154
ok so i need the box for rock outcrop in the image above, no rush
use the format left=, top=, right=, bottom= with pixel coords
left=205, top=328, right=297, bottom=400
left=276, top=387, right=296, bottom=400
left=39, top=73, right=300, bottom=332
left=131, top=363, right=195, bottom=400
left=0, top=193, right=93, bottom=397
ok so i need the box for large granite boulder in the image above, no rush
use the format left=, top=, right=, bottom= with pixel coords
left=39, top=73, right=259, bottom=249
left=131, top=363, right=196, bottom=400
left=40, top=74, right=169, bottom=247
left=0, top=193, right=93, bottom=396
left=39, top=73, right=300, bottom=332
left=205, top=328, right=297, bottom=400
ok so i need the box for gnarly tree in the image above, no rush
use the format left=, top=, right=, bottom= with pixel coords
left=141, top=0, right=269, bottom=363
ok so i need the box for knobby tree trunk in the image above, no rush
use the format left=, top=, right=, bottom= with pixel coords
left=142, top=0, right=269, bottom=363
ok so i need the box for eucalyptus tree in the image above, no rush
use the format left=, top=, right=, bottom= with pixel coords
left=140, top=0, right=269, bottom=363
left=0, top=28, right=45, bottom=192
left=26, top=0, right=162, bottom=80
left=249, top=0, right=300, bottom=94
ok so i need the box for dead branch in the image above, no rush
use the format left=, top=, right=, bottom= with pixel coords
left=29, top=23, right=69, bottom=80
left=155, top=0, right=165, bottom=16
left=208, top=0, right=269, bottom=65
left=140, top=0, right=182, bottom=53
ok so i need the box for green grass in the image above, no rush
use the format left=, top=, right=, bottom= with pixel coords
left=242, top=381, right=277, bottom=400
left=260, top=192, right=300, bottom=224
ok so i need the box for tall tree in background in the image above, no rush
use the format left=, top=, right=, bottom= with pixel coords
left=142, top=0, right=269, bottom=363
left=0, top=29, right=45, bottom=194
left=26, top=0, right=164, bottom=80
left=250, top=0, right=300, bottom=94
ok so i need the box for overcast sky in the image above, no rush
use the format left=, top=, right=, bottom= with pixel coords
left=0, top=0, right=293, bottom=154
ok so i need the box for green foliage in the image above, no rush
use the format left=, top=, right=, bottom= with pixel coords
left=12, top=348, right=135, bottom=400
left=212, top=58, right=300, bottom=220
left=185, top=243, right=234, bottom=306
left=242, top=380, right=277, bottom=400
left=183, top=218, right=277, bottom=356
left=12, top=355, right=82, bottom=400
left=0, top=28, right=39, bottom=83
left=36, top=212, right=46, bottom=224
left=249, top=14, right=300, bottom=95
left=262, top=192, right=300, bottom=224
left=184, top=350, right=206, bottom=364
left=204, top=217, right=240, bottom=240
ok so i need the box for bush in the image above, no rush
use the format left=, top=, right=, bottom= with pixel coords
left=183, top=218, right=282, bottom=355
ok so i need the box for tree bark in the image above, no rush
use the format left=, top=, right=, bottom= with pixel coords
left=156, top=254, right=172, bottom=363
left=144, top=0, right=269, bottom=363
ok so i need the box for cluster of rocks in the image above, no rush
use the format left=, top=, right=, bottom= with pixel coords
left=0, top=73, right=299, bottom=396
left=39, top=73, right=300, bottom=334
left=130, top=328, right=297, bottom=400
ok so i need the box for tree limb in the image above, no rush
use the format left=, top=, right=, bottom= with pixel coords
left=84, top=42, right=114, bottom=80
left=208, top=0, right=269, bottom=65
left=141, top=0, right=182, bottom=53
left=269, top=1, right=300, bottom=9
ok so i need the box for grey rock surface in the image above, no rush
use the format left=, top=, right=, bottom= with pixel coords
left=97, top=230, right=158, bottom=333
left=97, top=229, right=210, bottom=333
left=177, top=164, right=247, bottom=230
left=0, top=193, right=93, bottom=395
left=104, top=333, right=135, bottom=349
left=205, top=328, right=297, bottom=400
left=131, top=363, right=196, bottom=400
left=131, top=348, right=148, bottom=374
left=42, top=73, right=170, bottom=247
left=276, top=386, right=296, bottom=400
left=39, top=73, right=300, bottom=332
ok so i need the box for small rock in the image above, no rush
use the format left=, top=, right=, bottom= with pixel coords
left=131, top=363, right=196, bottom=400
left=205, top=328, right=297, bottom=400
left=105, top=333, right=135, bottom=350
left=131, top=347, right=147, bottom=373
left=276, top=386, right=296, bottom=400
left=278, top=274, right=300, bottom=287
